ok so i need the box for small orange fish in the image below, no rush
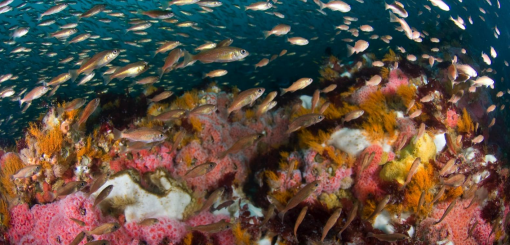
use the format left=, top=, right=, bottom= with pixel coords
left=89, top=172, right=110, bottom=194
left=294, top=206, right=308, bottom=237
left=431, top=186, right=446, bottom=204
left=149, top=91, right=174, bottom=103
left=84, top=240, right=110, bottom=245
left=343, top=109, right=364, bottom=123
left=311, top=89, right=320, bottom=112
left=413, top=123, right=426, bottom=144
left=367, top=232, right=409, bottom=242
left=63, top=98, right=86, bottom=111
left=227, top=87, right=265, bottom=115
left=185, top=162, right=217, bottom=178
left=113, top=127, right=166, bottom=143
left=321, top=208, right=342, bottom=241
left=319, top=102, right=330, bottom=114
left=261, top=204, right=275, bottom=227
left=190, top=104, right=217, bottom=115
left=321, top=84, right=337, bottom=93
left=57, top=181, right=87, bottom=197
left=73, top=98, right=100, bottom=130
left=69, top=231, right=86, bottom=245
left=409, top=109, right=422, bottom=118
left=286, top=114, right=324, bottom=134
left=368, top=195, right=391, bottom=220
left=439, top=159, right=456, bottom=176
left=218, top=133, right=264, bottom=159
left=434, top=198, right=458, bottom=225
left=12, top=165, right=41, bottom=179
left=94, top=184, right=113, bottom=207
left=471, top=135, right=484, bottom=144
left=70, top=218, right=86, bottom=226
left=279, top=180, right=321, bottom=220
left=417, top=191, right=426, bottom=213
left=198, top=187, right=225, bottom=213
left=338, top=200, right=359, bottom=237
left=152, top=109, right=187, bottom=121
left=399, top=157, right=421, bottom=190
left=87, top=222, right=121, bottom=235
left=189, top=219, right=231, bottom=233
left=138, top=218, right=159, bottom=226
left=441, top=174, right=465, bottom=187
left=281, top=78, right=313, bottom=95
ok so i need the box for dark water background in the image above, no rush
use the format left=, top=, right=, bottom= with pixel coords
left=0, top=0, right=508, bottom=149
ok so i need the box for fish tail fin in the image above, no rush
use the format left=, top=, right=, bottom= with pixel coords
left=56, top=106, right=64, bottom=116
left=112, top=128, right=122, bottom=141
left=69, top=69, right=79, bottom=82
left=384, top=2, right=389, bottom=10
left=19, top=99, right=24, bottom=108
left=217, top=150, right=227, bottom=159
left=37, top=15, right=43, bottom=22
left=318, top=0, right=325, bottom=10
left=183, top=50, right=194, bottom=67
left=389, top=12, right=399, bottom=22
left=151, top=51, right=157, bottom=58
left=161, top=0, right=172, bottom=9
left=262, top=31, right=271, bottom=39
left=72, top=122, right=81, bottom=132
left=158, top=68, right=165, bottom=79
left=346, top=44, right=354, bottom=57
left=279, top=88, right=287, bottom=96
left=103, top=74, right=112, bottom=85
left=76, top=16, right=81, bottom=22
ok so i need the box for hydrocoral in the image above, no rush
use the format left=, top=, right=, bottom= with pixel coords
left=416, top=199, right=493, bottom=244
left=359, top=90, right=398, bottom=140
left=0, top=153, right=25, bottom=198
left=353, top=145, right=392, bottom=202
left=446, top=109, right=460, bottom=128
left=381, top=69, right=409, bottom=95
left=26, top=123, right=64, bottom=158
left=457, top=108, right=474, bottom=134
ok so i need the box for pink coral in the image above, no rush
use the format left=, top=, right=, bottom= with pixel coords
left=381, top=69, right=409, bottom=95
left=446, top=109, right=459, bottom=128
left=124, top=218, right=186, bottom=245
left=350, top=85, right=378, bottom=105
left=416, top=199, right=493, bottom=244
left=8, top=204, right=34, bottom=242
left=353, top=145, right=387, bottom=202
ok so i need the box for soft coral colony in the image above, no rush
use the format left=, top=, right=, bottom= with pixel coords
left=0, top=51, right=508, bottom=245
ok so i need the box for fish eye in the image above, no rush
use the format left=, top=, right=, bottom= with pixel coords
left=257, top=88, right=262, bottom=93
left=160, top=134, right=164, bottom=138
left=113, top=50, right=118, bottom=54
left=240, top=49, right=247, bottom=55
left=315, top=183, right=320, bottom=187
left=318, top=115, right=324, bottom=120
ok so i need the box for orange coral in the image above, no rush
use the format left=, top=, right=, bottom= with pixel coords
left=403, top=163, right=436, bottom=216
left=171, top=90, right=199, bottom=110
left=361, top=198, right=376, bottom=219
left=323, top=101, right=359, bottom=120
left=147, top=102, right=170, bottom=116
left=0, top=198, right=9, bottom=228
left=457, top=108, right=474, bottom=134
left=297, top=129, right=331, bottom=154
left=232, top=222, right=251, bottom=245
left=382, top=49, right=398, bottom=63
left=76, top=136, right=110, bottom=162
left=27, top=123, right=64, bottom=158
left=395, top=85, right=418, bottom=109
left=244, top=109, right=256, bottom=120
left=183, top=150, right=194, bottom=167
left=359, top=90, right=397, bottom=140
left=380, top=67, right=390, bottom=79
left=0, top=153, right=25, bottom=198
left=182, top=232, right=193, bottom=245
left=323, top=146, right=345, bottom=167
left=188, top=116, right=203, bottom=132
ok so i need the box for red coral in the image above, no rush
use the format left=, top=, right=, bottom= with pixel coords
left=381, top=69, right=409, bottom=95
left=350, top=85, right=378, bottom=105
left=446, top=109, right=459, bottom=128
left=353, top=145, right=387, bottom=202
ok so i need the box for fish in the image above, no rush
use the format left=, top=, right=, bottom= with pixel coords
left=413, top=123, right=426, bottom=145
left=434, top=198, right=458, bottom=225
left=70, top=50, right=120, bottom=82
left=311, top=89, right=320, bottom=112
left=183, top=47, right=249, bottom=65
left=69, top=231, right=86, bottom=245
left=77, top=72, right=95, bottom=86
left=185, top=162, right=217, bottom=178
left=213, top=199, right=235, bottom=211
left=389, top=13, right=413, bottom=39
left=281, top=78, right=313, bottom=95
left=366, top=75, right=382, bottom=86
left=417, top=191, right=426, bottom=213
left=103, top=61, right=149, bottom=84
left=337, top=200, right=359, bottom=237
left=87, top=222, right=121, bottom=235
left=286, top=114, right=325, bottom=134
left=113, top=127, right=166, bottom=143
left=385, top=2, right=408, bottom=18
left=287, top=37, right=309, bottom=46
left=12, top=165, right=41, bottom=179
left=343, top=109, right=364, bottom=123
left=319, top=1, right=351, bottom=12
left=93, top=185, right=113, bottom=207
left=260, top=204, right=275, bottom=227
left=360, top=152, right=375, bottom=171
left=399, top=157, right=421, bottom=190
left=294, top=206, right=308, bottom=237
left=227, top=87, right=265, bottom=115
left=218, top=133, right=264, bottom=158
left=149, top=91, right=174, bottom=103
left=368, top=195, right=391, bottom=220
left=431, top=186, right=446, bottom=204
left=471, top=135, right=484, bottom=144
left=347, top=40, right=369, bottom=56
left=255, top=58, right=269, bottom=68
left=89, top=172, right=110, bottom=195
left=486, top=105, right=496, bottom=113
left=204, top=69, right=228, bottom=78
left=138, top=10, right=174, bottom=19
left=217, top=38, right=233, bottom=47
left=481, top=52, right=492, bottom=65
left=439, top=159, right=457, bottom=176
left=56, top=181, right=87, bottom=197
left=321, top=208, right=342, bottom=241
left=189, top=219, right=231, bottom=233
left=319, top=102, right=331, bottom=114
left=429, top=0, right=450, bottom=11
left=78, top=4, right=106, bottom=20
left=367, top=232, right=409, bottom=242
left=263, top=24, right=291, bottom=39
left=256, top=101, right=277, bottom=117
left=245, top=1, right=273, bottom=11
left=73, top=98, right=100, bottom=130
left=154, top=41, right=181, bottom=56
left=38, top=3, right=68, bottom=21
left=409, top=109, right=422, bottom=118
left=450, top=16, right=466, bottom=30
left=135, top=76, right=159, bottom=85
left=70, top=218, right=86, bottom=226
left=160, top=48, right=184, bottom=76
left=279, top=180, right=321, bottom=220
left=19, top=86, right=50, bottom=107
left=441, top=174, right=465, bottom=187
left=138, top=218, right=159, bottom=226
left=321, top=84, right=337, bottom=93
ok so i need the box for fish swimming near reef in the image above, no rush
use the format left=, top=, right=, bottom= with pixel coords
left=113, top=127, right=167, bottom=143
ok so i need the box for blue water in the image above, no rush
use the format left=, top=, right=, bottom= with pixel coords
left=0, top=0, right=508, bottom=146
